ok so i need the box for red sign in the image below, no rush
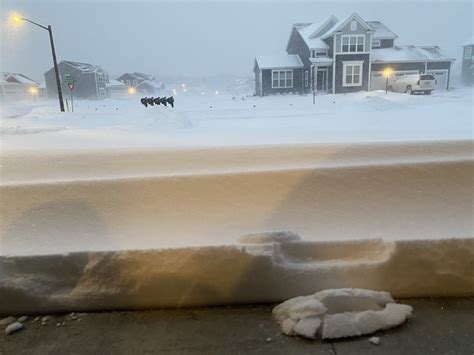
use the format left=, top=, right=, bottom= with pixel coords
left=67, top=83, right=75, bottom=91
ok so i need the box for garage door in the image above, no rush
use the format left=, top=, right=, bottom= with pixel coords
left=426, top=70, right=448, bottom=90
left=370, top=70, right=419, bottom=91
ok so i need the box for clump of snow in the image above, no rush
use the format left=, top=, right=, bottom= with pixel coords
left=273, top=288, right=412, bottom=340
left=5, top=321, right=23, bottom=335
left=238, top=231, right=301, bottom=244
left=369, top=336, right=380, bottom=345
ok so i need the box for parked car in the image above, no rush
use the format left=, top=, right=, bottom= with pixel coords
left=388, top=74, right=436, bottom=94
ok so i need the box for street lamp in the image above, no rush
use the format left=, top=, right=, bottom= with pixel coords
left=11, top=14, right=65, bottom=112
left=383, top=68, right=393, bottom=94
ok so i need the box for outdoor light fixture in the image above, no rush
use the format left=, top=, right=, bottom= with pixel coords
left=128, top=87, right=136, bottom=95
left=10, top=12, right=65, bottom=112
left=383, top=68, right=393, bottom=94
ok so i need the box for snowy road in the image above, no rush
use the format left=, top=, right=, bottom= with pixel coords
left=1, top=88, right=472, bottom=151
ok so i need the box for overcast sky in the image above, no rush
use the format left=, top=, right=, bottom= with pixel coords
left=1, top=0, right=472, bottom=82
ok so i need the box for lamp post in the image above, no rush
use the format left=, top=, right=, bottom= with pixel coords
left=12, top=15, right=65, bottom=112
left=383, top=68, right=393, bottom=94
left=28, top=86, right=38, bottom=103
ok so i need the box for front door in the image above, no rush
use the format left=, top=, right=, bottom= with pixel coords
left=316, top=68, right=328, bottom=92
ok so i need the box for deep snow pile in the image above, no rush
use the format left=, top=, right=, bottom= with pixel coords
left=273, top=288, right=413, bottom=339
left=1, top=88, right=472, bottom=151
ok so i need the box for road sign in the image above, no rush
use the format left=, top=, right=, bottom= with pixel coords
left=67, top=83, right=75, bottom=91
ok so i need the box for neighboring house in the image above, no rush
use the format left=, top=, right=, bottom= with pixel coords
left=0, top=72, right=39, bottom=101
left=461, top=41, right=474, bottom=85
left=254, top=12, right=454, bottom=96
left=44, top=61, right=108, bottom=100
left=116, top=72, right=165, bottom=95
left=106, top=79, right=131, bottom=98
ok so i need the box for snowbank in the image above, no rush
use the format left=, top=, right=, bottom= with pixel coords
left=1, top=237, right=472, bottom=315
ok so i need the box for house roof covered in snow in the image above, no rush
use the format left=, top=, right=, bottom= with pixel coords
left=118, top=72, right=155, bottom=81
left=0, top=72, right=38, bottom=85
left=255, top=55, right=304, bottom=69
left=290, top=13, right=376, bottom=50
left=106, top=79, right=128, bottom=87
left=309, top=57, right=333, bottom=65
left=137, top=80, right=164, bottom=89
left=371, top=45, right=455, bottom=63
left=366, top=21, right=398, bottom=40
left=63, top=61, right=103, bottom=73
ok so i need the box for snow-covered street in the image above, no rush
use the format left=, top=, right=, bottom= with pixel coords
left=1, top=88, right=472, bottom=151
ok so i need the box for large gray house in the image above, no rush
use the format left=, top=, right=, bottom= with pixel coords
left=45, top=61, right=108, bottom=100
left=254, top=13, right=454, bottom=96
left=461, top=41, right=474, bottom=85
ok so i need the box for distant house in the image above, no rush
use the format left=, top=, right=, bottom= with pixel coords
left=44, top=60, right=108, bottom=100
left=461, top=41, right=474, bottom=85
left=254, top=12, right=454, bottom=96
left=0, top=72, right=39, bottom=101
left=106, top=79, right=131, bottom=98
left=116, top=72, right=165, bottom=95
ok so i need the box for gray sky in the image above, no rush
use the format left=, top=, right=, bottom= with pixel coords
left=1, top=0, right=472, bottom=82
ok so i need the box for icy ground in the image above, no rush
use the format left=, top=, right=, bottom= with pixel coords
left=1, top=88, right=473, bottom=151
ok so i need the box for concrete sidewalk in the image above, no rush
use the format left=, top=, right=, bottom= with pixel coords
left=1, top=298, right=473, bottom=355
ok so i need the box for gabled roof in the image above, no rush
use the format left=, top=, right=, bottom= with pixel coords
left=366, top=21, right=398, bottom=40
left=293, top=23, right=331, bottom=50
left=63, top=61, right=103, bottom=73
left=371, top=45, right=455, bottom=63
left=137, top=80, right=164, bottom=89
left=118, top=72, right=155, bottom=81
left=321, top=12, right=374, bottom=39
left=254, top=55, right=304, bottom=70
left=0, top=72, right=38, bottom=85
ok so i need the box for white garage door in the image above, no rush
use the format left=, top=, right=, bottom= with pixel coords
left=370, top=70, right=419, bottom=91
left=426, top=70, right=448, bottom=90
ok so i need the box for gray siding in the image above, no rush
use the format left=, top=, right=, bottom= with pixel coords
left=260, top=68, right=304, bottom=96
left=334, top=54, right=370, bottom=93
left=44, top=62, right=106, bottom=100
left=461, top=45, right=474, bottom=85
left=379, top=39, right=394, bottom=48
left=286, top=28, right=311, bottom=93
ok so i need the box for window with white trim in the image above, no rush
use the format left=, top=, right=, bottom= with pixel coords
left=97, top=73, right=104, bottom=82
left=133, top=79, right=138, bottom=86
left=272, top=70, right=293, bottom=88
left=350, top=20, right=357, bottom=31
left=304, top=71, right=309, bottom=87
left=342, top=35, right=365, bottom=53
left=465, top=46, right=472, bottom=59
left=98, top=87, right=107, bottom=98
left=372, top=40, right=381, bottom=48
left=126, top=79, right=131, bottom=85
left=343, top=62, right=363, bottom=87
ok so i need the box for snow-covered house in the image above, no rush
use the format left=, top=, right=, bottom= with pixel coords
left=461, top=40, right=474, bottom=85
left=106, top=79, right=131, bottom=98
left=254, top=12, right=454, bottom=96
left=0, top=72, right=39, bottom=101
left=116, top=72, right=165, bottom=95
left=44, top=61, right=108, bottom=100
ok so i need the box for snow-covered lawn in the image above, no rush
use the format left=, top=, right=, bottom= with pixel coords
left=1, top=88, right=472, bottom=150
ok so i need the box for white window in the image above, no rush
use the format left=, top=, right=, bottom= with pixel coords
left=126, top=79, right=131, bottom=85
left=465, top=46, right=472, bottom=59
left=272, top=70, right=293, bottom=88
left=350, top=20, right=357, bottom=31
left=304, top=71, right=309, bottom=87
left=343, top=62, right=363, bottom=87
left=97, top=73, right=104, bottom=82
left=98, top=87, right=107, bottom=98
left=372, top=40, right=381, bottom=48
left=342, top=35, right=365, bottom=53
left=133, top=79, right=138, bottom=86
